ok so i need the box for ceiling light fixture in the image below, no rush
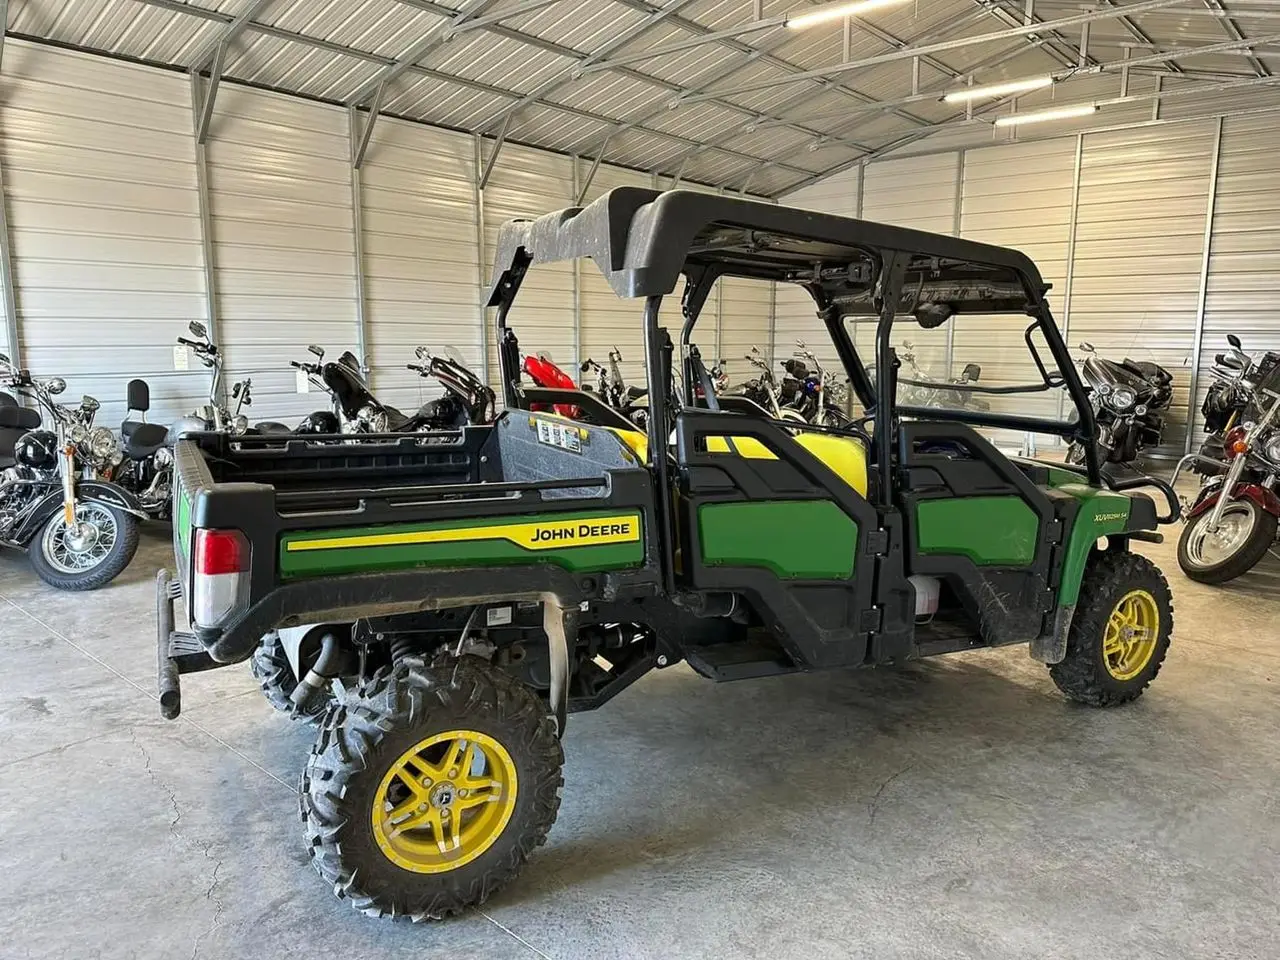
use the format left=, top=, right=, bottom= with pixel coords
left=943, top=76, right=1055, bottom=103
left=785, top=0, right=912, bottom=30
left=993, top=103, right=1098, bottom=127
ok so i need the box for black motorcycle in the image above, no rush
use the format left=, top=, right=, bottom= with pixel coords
left=1195, top=334, right=1280, bottom=474
left=292, top=345, right=470, bottom=433
left=0, top=354, right=143, bottom=590
left=1068, top=342, right=1174, bottom=466
left=406, top=345, right=496, bottom=428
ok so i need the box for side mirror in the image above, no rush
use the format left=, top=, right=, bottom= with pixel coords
left=82, top=395, right=100, bottom=412
left=1078, top=341, right=1096, bottom=353
left=580, top=360, right=592, bottom=373
left=47, top=377, right=66, bottom=395
left=308, top=344, right=325, bottom=359
left=415, top=345, right=430, bottom=360
left=189, top=321, right=207, bottom=339
left=0, top=352, right=9, bottom=365
left=1227, top=333, right=1242, bottom=349
left=231, top=382, right=242, bottom=398
left=961, top=363, right=982, bottom=382
left=795, top=339, right=807, bottom=348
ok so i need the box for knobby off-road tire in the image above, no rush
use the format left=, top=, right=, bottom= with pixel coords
left=28, top=503, right=140, bottom=591
left=250, top=632, right=327, bottom=724
left=1049, top=550, right=1173, bottom=707
left=300, top=654, right=563, bottom=920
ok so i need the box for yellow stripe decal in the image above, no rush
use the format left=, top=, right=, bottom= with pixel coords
left=286, top=514, right=641, bottom=553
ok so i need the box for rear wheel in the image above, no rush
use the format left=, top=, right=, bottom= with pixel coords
left=250, top=632, right=327, bottom=723
left=28, top=501, right=139, bottom=591
left=1049, top=551, right=1172, bottom=706
left=301, top=655, right=562, bottom=920
left=1177, top=498, right=1277, bottom=584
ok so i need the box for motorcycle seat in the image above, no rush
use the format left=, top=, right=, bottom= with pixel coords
left=123, top=421, right=168, bottom=459
left=0, top=405, right=40, bottom=430
left=253, top=421, right=292, bottom=435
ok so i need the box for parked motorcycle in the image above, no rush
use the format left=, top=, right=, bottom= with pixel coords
left=891, top=341, right=990, bottom=413
left=405, top=345, right=495, bottom=428
left=1068, top=342, right=1173, bottom=466
left=582, top=348, right=649, bottom=427
left=779, top=340, right=851, bottom=428
left=0, top=354, right=142, bottom=590
left=1174, top=337, right=1280, bottom=583
left=1194, top=334, right=1280, bottom=475
left=731, top=345, right=806, bottom=424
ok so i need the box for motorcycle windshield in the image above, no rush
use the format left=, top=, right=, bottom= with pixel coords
left=1084, top=356, right=1149, bottom=395
left=323, top=357, right=375, bottom=416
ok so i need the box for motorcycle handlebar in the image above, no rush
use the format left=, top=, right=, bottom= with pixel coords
left=176, top=337, right=209, bottom=350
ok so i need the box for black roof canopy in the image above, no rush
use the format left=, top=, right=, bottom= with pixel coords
left=488, top=187, right=1051, bottom=318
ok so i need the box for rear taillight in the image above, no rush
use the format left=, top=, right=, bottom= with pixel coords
left=191, top=528, right=249, bottom=628
left=1224, top=425, right=1249, bottom=459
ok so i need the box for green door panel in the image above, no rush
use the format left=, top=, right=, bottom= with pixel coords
left=278, top=510, right=644, bottom=580
left=915, top=496, right=1040, bottom=566
left=697, top=500, right=857, bottom=580
left=1054, top=484, right=1132, bottom=606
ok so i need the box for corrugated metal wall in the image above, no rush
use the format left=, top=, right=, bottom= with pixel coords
left=779, top=113, right=1280, bottom=459
left=0, top=39, right=778, bottom=434
left=2, top=42, right=207, bottom=426
left=1196, top=113, right=1280, bottom=448
left=205, top=84, right=358, bottom=423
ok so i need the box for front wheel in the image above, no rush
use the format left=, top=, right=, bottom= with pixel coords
left=1177, top=498, right=1278, bottom=584
left=301, top=655, right=563, bottom=920
left=28, top=501, right=140, bottom=590
left=1049, top=550, right=1172, bottom=706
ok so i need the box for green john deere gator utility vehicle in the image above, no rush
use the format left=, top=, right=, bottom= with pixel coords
left=155, top=188, right=1181, bottom=920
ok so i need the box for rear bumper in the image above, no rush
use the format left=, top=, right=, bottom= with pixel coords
left=155, top=568, right=220, bottom=719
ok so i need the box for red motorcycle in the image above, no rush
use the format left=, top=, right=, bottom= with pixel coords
left=522, top=353, right=580, bottom=418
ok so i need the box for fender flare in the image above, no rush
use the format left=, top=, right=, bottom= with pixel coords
left=1187, top=481, right=1280, bottom=520
left=78, top=480, right=147, bottom=518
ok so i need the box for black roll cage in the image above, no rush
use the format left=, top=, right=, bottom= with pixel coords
left=487, top=187, right=1103, bottom=492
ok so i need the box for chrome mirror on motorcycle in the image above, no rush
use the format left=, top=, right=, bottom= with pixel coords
left=1078, top=341, right=1096, bottom=353
left=188, top=320, right=207, bottom=340
left=414, top=345, right=430, bottom=360
left=1227, top=333, right=1242, bottom=350
left=46, top=377, right=66, bottom=395
left=308, top=344, right=325, bottom=359
left=81, top=395, right=99, bottom=412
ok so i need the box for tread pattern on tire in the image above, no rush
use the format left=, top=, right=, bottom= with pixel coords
left=28, top=508, right=140, bottom=591
left=299, top=654, right=563, bottom=921
left=1049, top=549, right=1173, bottom=707
left=249, top=632, right=326, bottom=723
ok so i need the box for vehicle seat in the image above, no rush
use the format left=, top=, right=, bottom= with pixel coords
left=121, top=378, right=152, bottom=445
left=124, top=422, right=169, bottom=460
left=253, top=421, right=293, bottom=435
left=0, top=401, right=42, bottom=469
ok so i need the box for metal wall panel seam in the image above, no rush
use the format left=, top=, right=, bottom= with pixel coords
left=1185, top=115, right=1224, bottom=454
left=0, top=155, right=20, bottom=371
left=472, top=134, right=489, bottom=386
left=572, top=155, right=582, bottom=369
left=190, top=70, right=220, bottom=403
left=347, top=106, right=371, bottom=382
left=1056, top=133, right=1084, bottom=426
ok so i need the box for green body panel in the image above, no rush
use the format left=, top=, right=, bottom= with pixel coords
left=1054, top=483, right=1133, bottom=606
left=915, top=496, right=1040, bottom=566
left=697, top=500, right=857, bottom=580
left=278, top=510, right=644, bottom=580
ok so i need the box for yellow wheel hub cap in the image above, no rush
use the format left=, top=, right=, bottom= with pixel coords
left=1103, top=589, right=1160, bottom=681
left=371, top=730, right=518, bottom=874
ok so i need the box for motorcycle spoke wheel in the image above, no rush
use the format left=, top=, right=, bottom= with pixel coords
left=40, top=502, right=118, bottom=574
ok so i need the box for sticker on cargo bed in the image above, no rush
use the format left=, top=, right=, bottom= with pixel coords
left=284, top=513, right=641, bottom=554
left=534, top=418, right=582, bottom=453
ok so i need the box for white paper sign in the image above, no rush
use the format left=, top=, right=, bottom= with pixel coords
left=173, top=344, right=189, bottom=371
left=295, top=368, right=310, bottom=394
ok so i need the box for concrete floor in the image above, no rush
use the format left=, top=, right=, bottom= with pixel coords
left=2, top=524, right=1278, bottom=960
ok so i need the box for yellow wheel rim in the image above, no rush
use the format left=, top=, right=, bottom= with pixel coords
left=1102, top=589, right=1160, bottom=681
left=371, top=730, right=518, bottom=874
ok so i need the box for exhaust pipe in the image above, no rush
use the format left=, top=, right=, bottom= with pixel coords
left=289, top=631, right=340, bottom=711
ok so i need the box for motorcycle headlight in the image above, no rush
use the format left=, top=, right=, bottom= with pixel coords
left=1107, top=386, right=1137, bottom=411
left=69, top=423, right=89, bottom=445
left=88, top=426, right=118, bottom=462
left=1264, top=435, right=1280, bottom=467
left=232, top=414, right=249, bottom=435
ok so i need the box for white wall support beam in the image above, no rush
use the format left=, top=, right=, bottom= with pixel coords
left=1186, top=115, right=1224, bottom=452
left=571, top=157, right=583, bottom=371
left=188, top=71, right=221, bottom=401
left=1057, top=133, right=1084, bottom=426
left=472, top=135, right=490, bottom=385
left=347, top=107, right=371, bottom=378
left=0, top=0, right=20, bottom=371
